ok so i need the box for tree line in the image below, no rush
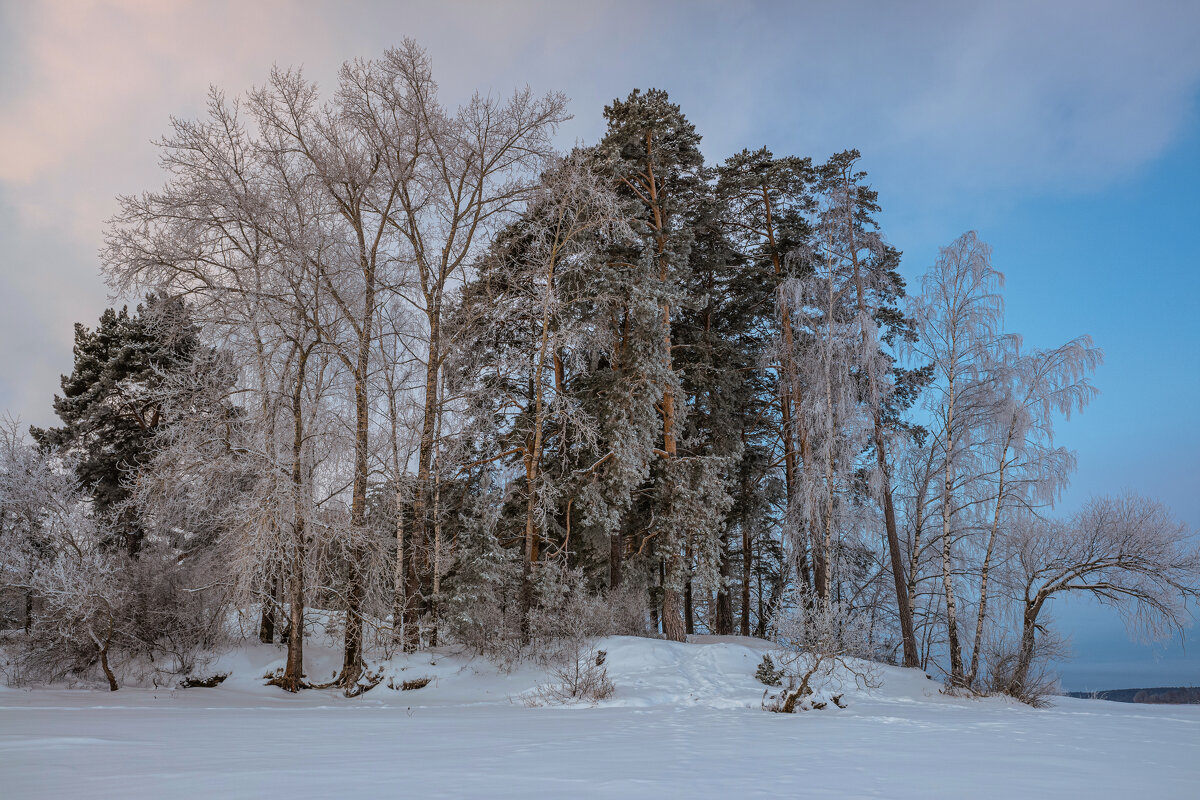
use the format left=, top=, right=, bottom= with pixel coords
left=2, top=41, right=1196, bottom=702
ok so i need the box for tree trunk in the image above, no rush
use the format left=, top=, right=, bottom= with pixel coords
left=429, top=434, right=444, bottom=648
left=338, top=362, right=370, bottom=689
left=609, top=530, right=623, bottom=590
left=279, top=349, right=310, bottom=693
left=392, top=497, right=406, bottom=644
left=282, top=558, right=305, bottom=692
left=520, top=434, right=539, bottom=624
left=838, top=177, right=918, bottom=667
left=881, top=484, right=918, bottom=667
left=715, top=527, right=733, bottom=635
left=906, top=483, right=928, bottom=653
left=662, top=567, right=686, bottom=642
left=405, top=312, right=441, bottom=653
left=99, top=641, right=118, bottom=692
left=968, top=462, right=1007, bottom=687
left=939, top=380, right=965, bottom=687
left=684, top=577, right=695, bottom=635
left=258, top=575, right=277, bottom=644
left=741, top=521, right=752, bottom=637
left=23, top=560, right=33, bottom=634
left=1009, top=604, right=1041, bottom=700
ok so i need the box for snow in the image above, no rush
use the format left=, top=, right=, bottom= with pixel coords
left=2, top=634, right=1197, bottom=798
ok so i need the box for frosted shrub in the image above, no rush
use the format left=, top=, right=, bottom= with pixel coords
left=762, top=591, right=880, bottom=713
left=983, top=630, right=1067, bottom=707
left=15, top=547, right=128, bottom=690
left=607, top=581, right=650, bottom=637
left=528, top=647, right=615, bottom=706
left=526, top=566, right=617, bottom=704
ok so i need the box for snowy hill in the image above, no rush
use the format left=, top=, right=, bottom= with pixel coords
left=2, top=633, right=1198, bottom=798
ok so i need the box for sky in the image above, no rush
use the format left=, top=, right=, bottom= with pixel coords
left=1, top=0, right=1197, bottom=689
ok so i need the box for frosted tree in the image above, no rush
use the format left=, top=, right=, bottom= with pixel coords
left=1001, top=496, right=1199, bottom=702
left=962, top=335, right=1102, bottom=687
left=29, top=295, right=205, bottom=556
left=781, top=195, right=875, bottom=604
left=763, top=587, right=880, bottom=713
left=892, top=436, right=945, bottom=668
left=453, top=152, right=630, bottom=626
left=0, top=416, right=67, bottom=632
left=597, top=88, right=708, bottom=641
left=716, top=148, right=815, bottom=633
left=908, top=231, right=1006, bottom=686
left=247, top=63, right=415, bottom=687
left=375, top=296, right=420, bottom=645
left=103, top=87, right=338, bottom=692
left=0, top=423, right=126, bottom=690
left=339, top=41, right=568, bottom=652
left=815, top=151, right=923, bottom=667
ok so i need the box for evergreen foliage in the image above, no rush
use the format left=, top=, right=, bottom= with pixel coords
left=32, top=295, right=204, bottom=554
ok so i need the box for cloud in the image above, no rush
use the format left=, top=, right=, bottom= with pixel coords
left=1, top=0, right=1199, bottom=426
left=880, top=1, right=1200, bottom=189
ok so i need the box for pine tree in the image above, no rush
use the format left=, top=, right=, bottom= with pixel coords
left=672, top=190, right=755, bottom=634
left=451, top=153, right=630, bottom=627
left=597, top=88, right=708, bottom=641
left=32, top=295, right=202, bottom=555
left=717, top=148, right=816, bottom=632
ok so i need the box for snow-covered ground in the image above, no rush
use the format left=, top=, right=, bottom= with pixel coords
left=2, top=634, right=1197, bottom=798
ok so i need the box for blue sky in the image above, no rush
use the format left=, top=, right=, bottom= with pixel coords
left=1, top=0, right=1196, bottom=688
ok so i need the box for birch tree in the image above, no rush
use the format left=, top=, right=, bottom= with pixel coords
left=962, top=335, right=1101, bottom=687
left=908, top=231, right=1005, bottom=686
left=103, top=88, right=334, bottom=692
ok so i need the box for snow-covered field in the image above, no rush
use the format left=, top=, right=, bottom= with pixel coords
left=2, top=635, right=1197, bottom=799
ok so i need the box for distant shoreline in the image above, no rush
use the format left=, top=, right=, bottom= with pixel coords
left=1064, top=687, right=1200, bottom=704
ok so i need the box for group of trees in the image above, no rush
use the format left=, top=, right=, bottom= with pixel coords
left=2, top=42, right=1196, bottom=702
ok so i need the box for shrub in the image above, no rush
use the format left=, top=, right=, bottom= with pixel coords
left=755, top=654, right=783, bottom=686
left=761, top=590, right=880, bottom=713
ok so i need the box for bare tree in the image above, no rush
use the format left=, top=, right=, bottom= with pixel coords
left=342, top=41, right=567, bottom=651
left=103, top=88, right=336, bottom=692
left=908, top=231, right=1005, bottom=686
left=1002, top=496, right=1199, bottom=701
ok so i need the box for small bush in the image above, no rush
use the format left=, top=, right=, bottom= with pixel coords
left=755, top=654, right=783, bottom=686
left=528, top=648, right=615, bottom=706
left=983, top=631, right=1066, bottom=707
left=524, top=567, right=619, bottom=705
